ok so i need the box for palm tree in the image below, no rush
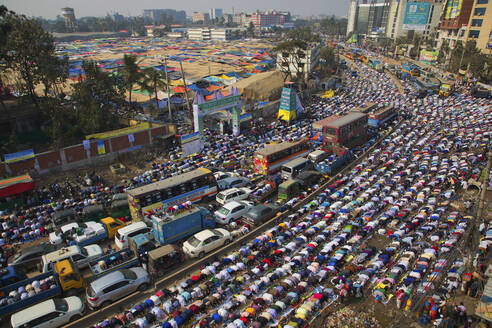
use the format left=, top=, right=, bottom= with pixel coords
left=140, top=67, right=167, bottom=113
left=121, top=54, right=142, bottom=105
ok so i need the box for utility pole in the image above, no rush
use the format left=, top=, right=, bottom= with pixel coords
left=458, top=44, right=466, bottom=72
left=162, top=56, right=173, bottom=122
left=179, top=61, right=193, bottom=125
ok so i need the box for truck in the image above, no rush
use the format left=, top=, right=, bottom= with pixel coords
left=249, top=179, right=277, bottom=203
left=88, top=248, right=139, bottom=279
left=49, top=217, right=127, bottom=247
left=151, top=206, right=215, bottom=246
left=315, top=151, right=352, bottom=176
left=277, top=171, right=323, bottom=203
left=0, top=267, right=27, bottom=288
left=0, top=260, right=84, bottom=318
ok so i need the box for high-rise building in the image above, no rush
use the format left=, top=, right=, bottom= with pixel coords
left=61, top=7, right=77, bottom=32
left=143, top=9, right=186, bottom=24
left=251, top=10, right=291, bottom=28
left=209, top=8, right=224, bottom=20
left=347, top=0, right=358, bottom=36
left=437, top=0, right=475, bottom=49
left=385, top=0, right=443, bottom=40
left=192, top=12, right=210, bottom=24
left=463, top=0, right=492, bottom=51
left=346, top=1, right=392, bottom=36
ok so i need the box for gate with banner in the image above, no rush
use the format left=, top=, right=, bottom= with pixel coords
left=193, top=87, right=243, bottom=136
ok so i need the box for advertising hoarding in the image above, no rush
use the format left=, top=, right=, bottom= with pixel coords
left=403, top=2, right=431, bottom=30
left=419, top=50, right=439, bottom=63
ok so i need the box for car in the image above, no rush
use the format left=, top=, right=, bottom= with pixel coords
left=8, top=243, right=59, bottom=272
left=217, top=177, right=250, bottom=190
left=214, top=200, right=254, bottom=224
left=11, top=296, right=85, bottom=328
left=182, top=228, right=232, bottom=258
left=214, top=171, right=232, bottom=183
left=242, top=204, right=279, bottom=226
left=215, top=187, right=253, bottom=205
left=86, top=267, right=149, bottom=309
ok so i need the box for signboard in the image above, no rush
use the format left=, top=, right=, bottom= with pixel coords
left=4, top=149, right=35, bottom=164
left=97, top=140, right=106, bottom=155
left=450, top=0, right=463, bottom=19
left=402, top=2, right=431, bottom=31
left=86, top=123, right=150, bottom=140
left=240, top=113, right=253, bottom=123
left=198, top=95, right=241, bottom=112
left=181, top=132, right=203, bottom=156
left=419, top=50, right=439, bottom=63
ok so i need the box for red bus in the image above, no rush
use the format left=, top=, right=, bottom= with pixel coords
left=254, top=139, right=311, bottom=175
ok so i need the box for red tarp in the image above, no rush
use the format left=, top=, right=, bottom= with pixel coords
left=0, top=174, right=35, bottom=198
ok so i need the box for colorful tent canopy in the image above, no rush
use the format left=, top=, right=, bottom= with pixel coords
left=0, top=174, right=35, bottom=198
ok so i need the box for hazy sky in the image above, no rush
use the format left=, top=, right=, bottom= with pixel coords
left=2, top=0, right=349, bottom=19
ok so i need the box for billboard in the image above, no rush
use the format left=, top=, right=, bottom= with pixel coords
left=403, top=2, right=431, bottom=31
left=419, top=50, right=439, bottom=63
left=450, top=0, right=463, bottom=19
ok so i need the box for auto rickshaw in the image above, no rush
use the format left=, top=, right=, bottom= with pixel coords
left=148, top=245, right=184, bottom=278
left=129, top=233, right=156, bottom=258
left=277, top=179, right=300, bottom=203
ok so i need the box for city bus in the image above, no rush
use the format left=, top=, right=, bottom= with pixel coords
left=254, top=138, right=311, bottom=175
left=126, top=168, right=217, bottom=221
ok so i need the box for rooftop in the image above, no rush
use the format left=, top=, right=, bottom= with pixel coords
left=326, top=112, right=367, bottom=128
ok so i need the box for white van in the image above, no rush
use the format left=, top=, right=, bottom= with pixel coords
left=308, top=150, right=329, bottom=164
left=41, top=245, right=103, bottom=272
left=281, top=158, right=313, bottom=180
left=114, top=221, right=152, bottom=250
left=11, top=296, right=84, bottom=328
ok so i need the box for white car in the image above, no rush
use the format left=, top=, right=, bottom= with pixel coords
left=216, top=187, right=252, bottom=205
left=11, top=296, right=84, bottom=328
left=49, top=221, right=105, bottom=245
left=182, top=228, right=232, bottom=258
left=214, top=171, right=232, bottom=183
left=214, top=200, right=254, bottom=224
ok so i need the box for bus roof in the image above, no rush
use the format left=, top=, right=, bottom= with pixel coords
left=282, top=157, right=310, bottom=168
left=255, top=138, right=307, bottom=157
left=326, top=111, right=367, bottom=129
left=127, top=168, right=211, bottom=198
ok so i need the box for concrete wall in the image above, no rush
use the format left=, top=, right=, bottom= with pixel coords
left=1, top=124, right=175, bottom=178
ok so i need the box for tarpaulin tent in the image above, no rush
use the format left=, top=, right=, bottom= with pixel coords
left=0, top=174, right=35, bottom=198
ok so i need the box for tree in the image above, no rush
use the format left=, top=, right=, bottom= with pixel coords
left=287, top=27, right=321, bottom=43
left=437, top=39, right=449, bottom=65
left=275, top=40, right=308, bottom=82
left=37, top=55, right=69, bottom=97
left=140, top=67, right=167, bottom=111
left=0, top=6, right=13, bottom=113
left=71, top=61, right=123, bottom=135
left=120, top=54, right=142, bottom=105
left=2, top=10, right=57, bottom=109
left=247, top=22, right=255, bottom=37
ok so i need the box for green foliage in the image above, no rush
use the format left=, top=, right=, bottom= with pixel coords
left=275, top=40, right=309, bottom=82
left=438, top=40, right=449, bottom=65
left=120, top=54, right=142, bottom=104
left=2, top=11, right=57, bottom=108
left=286, top=27, right=321, bottom=43
left=247, top=22, right=255, bottom=37
left=320, top=46, right=335, bottom=64
left=140, top=67, right=167, bottom=110
left=319, top=16, right=347, bottom=36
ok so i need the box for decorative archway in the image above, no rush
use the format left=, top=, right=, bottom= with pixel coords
left=193, top=87, right=243, bottom=136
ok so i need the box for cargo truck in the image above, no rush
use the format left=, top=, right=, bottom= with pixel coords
left=88, top=248, right=139, bottom=279
left=151, top=206, right=215, bottom=245
left=49, top=217, right=127, bottom=247
left=0, top=260, right=84, bottom=318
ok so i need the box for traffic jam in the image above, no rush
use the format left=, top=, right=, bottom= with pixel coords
left=1, top=48, right=491, bottom=328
